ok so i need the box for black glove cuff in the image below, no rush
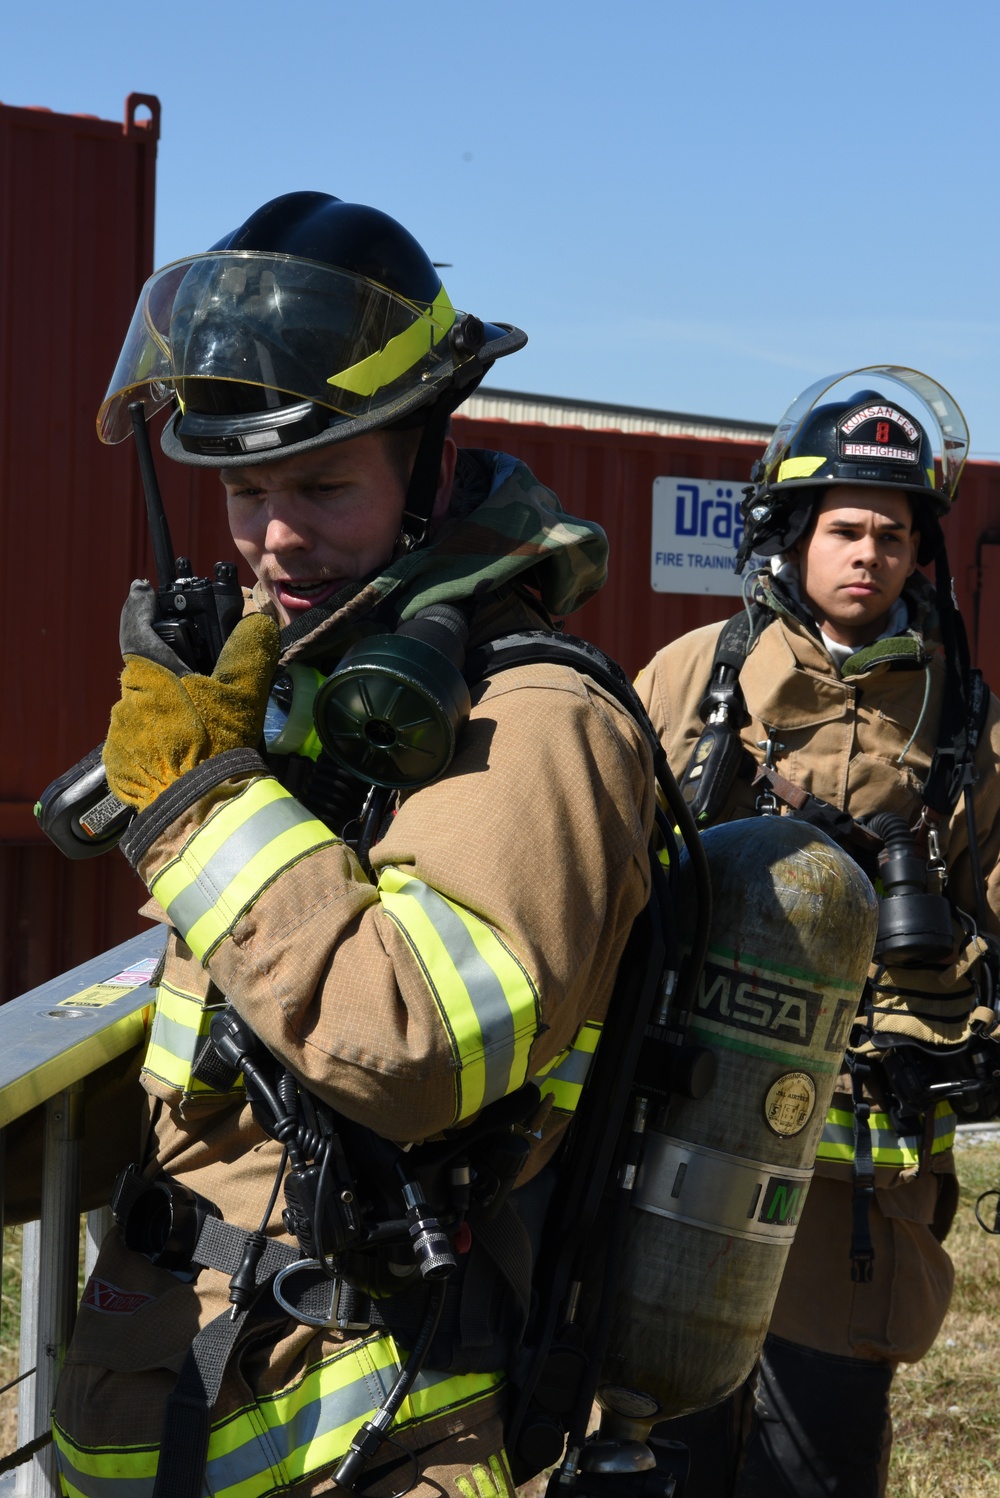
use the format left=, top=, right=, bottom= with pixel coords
left=121, top=748, right=266, bottom=869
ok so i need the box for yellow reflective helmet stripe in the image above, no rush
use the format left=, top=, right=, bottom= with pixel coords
left=816, top=1100, right=956, bottom=1167
left=532, top=1021, right=602, bottom=1114
left=151, top=779, right=338, bottom=962
left=776, top=454, right=826, bottom=483
left=377, top=867, right=541, bottom=1123
left=327, top=284, right=456, bottom=399
left=141, top=978, right=244, bottom=1099
left=54, top=1334, right=503, bottom=1498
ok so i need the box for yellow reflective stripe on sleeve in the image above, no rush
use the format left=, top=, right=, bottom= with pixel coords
left=141, top=979, right=244, bottom=1098
left=53, top=1335, right=503, bottom=1498
left=377, top=866, right=541, bottom=1123
left=532, top=1021, right=602, bottom=1114
left=326, top=285, right=456, bottom=398
left=150, top=779, right=338, bottom=962
left=816, top=1100, right=956, bottom=1167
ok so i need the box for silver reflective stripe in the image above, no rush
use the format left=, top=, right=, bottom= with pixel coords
left=207, top=1359, right=463, bottom=1494
left=54, top=1456, right=153, bottom=1498
left=540, top=1046, right=593, bottom=1089
left=401, top=880, right=515, bottom=1107
left=635, top=1132, right=813, bottom=1245
left=164, top=796, right=320, bottom=936
left=145, top=1006, right=202, bottom=1066
left=820, top=1119, right=853, bottom=1151
left=54, top=1357, right=485, bottom=1498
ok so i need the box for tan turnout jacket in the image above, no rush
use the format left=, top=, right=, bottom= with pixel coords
left=52, top=452, right=655, bottom=1498
left=636, top=576, right=1000, bottom=1365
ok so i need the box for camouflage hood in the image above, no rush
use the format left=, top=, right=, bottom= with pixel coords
left=274, top=448, right=609, bottom=661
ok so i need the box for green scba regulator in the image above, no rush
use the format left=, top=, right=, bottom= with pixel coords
left=591, top=817, right=877, bottom=1451
left=35, top=400, right=477, bottom=859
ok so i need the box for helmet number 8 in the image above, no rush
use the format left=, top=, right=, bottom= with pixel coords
left=876, top=421, right=891, bottom=443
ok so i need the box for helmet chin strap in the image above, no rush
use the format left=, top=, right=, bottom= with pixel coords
left=395, top=405, right=452, bottom=554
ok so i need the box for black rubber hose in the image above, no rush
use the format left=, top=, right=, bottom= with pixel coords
left=654, top=748, right=713, bottom=1026
left=332, top=1285, right=446, bottom=1491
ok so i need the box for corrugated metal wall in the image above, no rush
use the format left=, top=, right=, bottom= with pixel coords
left=0, top=95, right=162, bottom=997
left=4, top=96, right=999, bottom=1006
left=451, top=415, right=1000, bottom=683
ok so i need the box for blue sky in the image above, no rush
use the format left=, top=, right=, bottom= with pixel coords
left=7, top=0, right=1000, bottom=453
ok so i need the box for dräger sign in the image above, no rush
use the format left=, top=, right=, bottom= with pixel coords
left=651, top=476, right=750, bottom=596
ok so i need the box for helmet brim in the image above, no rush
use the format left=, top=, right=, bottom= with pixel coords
left=156, top=321, right=525, bottom=468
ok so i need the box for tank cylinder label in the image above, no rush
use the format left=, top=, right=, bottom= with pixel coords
left=688, top=950, right=859, bottom=1072
left=634, top=1133, right=813, bottom=1244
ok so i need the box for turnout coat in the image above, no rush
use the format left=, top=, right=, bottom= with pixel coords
left=51, top=452, right=654, bottom=1498
left=635, top=572, right=1000, bottom=1366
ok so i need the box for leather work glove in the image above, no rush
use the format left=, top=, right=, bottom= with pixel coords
left=104, top=580, right=281, bottom=813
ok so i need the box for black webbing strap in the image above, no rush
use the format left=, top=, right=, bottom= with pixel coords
left=398, top=406, right=451, bottom=549
left=152, top=1298, right=258, bottom=1498
left=848, top=1056, right=876, bottom=1284
left=453, top=1202, right=532, bottom=1357
left=192, top=1215, right=300, bottom=1281
left=923, top=551, right=988, bottom=818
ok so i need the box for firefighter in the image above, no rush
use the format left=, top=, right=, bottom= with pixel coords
left=636, top=369, right=1000, bottom=1497
left=51, top=192, right=655, bottom=1498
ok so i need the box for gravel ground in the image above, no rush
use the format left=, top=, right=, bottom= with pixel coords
left=955, top=1122, right=1000, bottom=1146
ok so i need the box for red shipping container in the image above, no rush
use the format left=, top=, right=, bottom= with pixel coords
left=0, top=94, right=162, bottom=997
left=4, top=98, right=1000, bottom=1004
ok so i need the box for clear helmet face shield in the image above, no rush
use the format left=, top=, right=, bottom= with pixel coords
left=97, top=251, right=481, bottom=448
left=759, top=365, right=970, bottom=505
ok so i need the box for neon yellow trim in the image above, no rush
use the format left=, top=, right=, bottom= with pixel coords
left=377, top=867, right=539, bottom=1123
left=575, top=1022, right=600, bottom=1055
left=326, top=285, right=456, bottom=398
left=0, top=1003, right=153, bottom=1131
left=153, top=781, right=293, bottom=901
left=151, top=780, right=336, bottom=963
left=816, top=1101, right=956, bottom=1167
left=55, top=1340, right=503, bottom=1498
left=455, top=1457, right=511, bottom=1498
left=926, top=468, right=936, bottom=488
left=383, top=886, right=484, bottom=1115
left=141, top=980, right=244, bottom=1096
left=777, top=455, right=826, bottom=482
left=182, top=820, right=334, bottom=961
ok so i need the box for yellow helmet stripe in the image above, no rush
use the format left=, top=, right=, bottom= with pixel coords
left=327, top=284, right=456, bottom=398
left=776, top=454, right=827, bottom=483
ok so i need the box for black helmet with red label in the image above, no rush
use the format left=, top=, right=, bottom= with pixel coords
left=738, top=366, right=969, bottom=568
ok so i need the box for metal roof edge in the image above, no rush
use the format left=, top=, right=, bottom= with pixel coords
left=457, top=386, right=773, bottom=441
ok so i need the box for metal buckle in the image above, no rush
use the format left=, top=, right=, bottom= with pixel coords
left=272, top=1260, right=372, bottom=1330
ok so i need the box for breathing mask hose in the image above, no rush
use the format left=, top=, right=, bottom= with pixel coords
left=333, top=1286, right=446, bottom=1492
left=931, top=547, right=990, bottom=927
left=652, top=746, right=712, bottom=1024
left=558, top=1104, right=646, bottom=1487
left=964, top=783, right=990, bottom=930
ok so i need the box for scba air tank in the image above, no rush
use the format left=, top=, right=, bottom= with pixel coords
left=599, top=814, right=878, bottom=1423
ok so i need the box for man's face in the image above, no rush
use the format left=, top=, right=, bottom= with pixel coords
left=794, top=486, right=920, bottom=648
left=223, top=431, right=456, bottom=626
